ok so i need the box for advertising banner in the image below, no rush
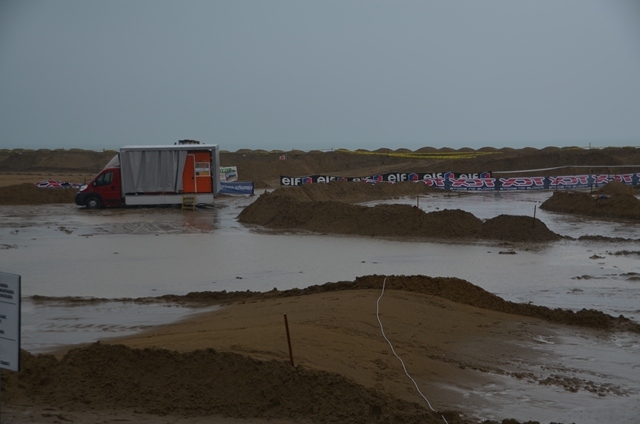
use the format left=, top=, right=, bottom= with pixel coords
left=220, top=166, right=238, bottom=182
left=280, top=172, right=492, bottom=186
left=280, top=173, right=640, bottom=191
left=220, top=181, right=254, bottom=195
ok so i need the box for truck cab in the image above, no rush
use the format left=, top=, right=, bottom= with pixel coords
left=75, top=155, right=124, bottom=208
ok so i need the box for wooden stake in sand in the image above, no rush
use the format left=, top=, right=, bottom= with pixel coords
left=284, top=314, right=295, bottom=367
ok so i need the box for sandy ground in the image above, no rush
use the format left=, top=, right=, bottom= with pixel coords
left=105, top=288, right=567, bottom=405
left=4, top=275, right=638, bottom=424
left=0, top=172, right=94, bottom=187
left=0, top=288, right=563, bottom=424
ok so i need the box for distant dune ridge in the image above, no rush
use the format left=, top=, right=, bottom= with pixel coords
left=2, top=146, right=640, bottom=189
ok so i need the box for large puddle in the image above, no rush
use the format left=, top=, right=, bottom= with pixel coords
left=442, top=328, right=640, bottom=423
left=21, top=300, right=219, bottom=353
left=1, top=190, right=639, bottom=423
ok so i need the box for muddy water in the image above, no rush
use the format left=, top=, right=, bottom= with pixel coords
left=21, top=300, right=218, bottom=353
left=3, top=192, right=638, bottom=315
left=442, top=326, right=640, bottom=423
left=1, top=191, right=639, bottom=423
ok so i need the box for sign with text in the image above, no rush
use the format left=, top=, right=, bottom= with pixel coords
left=0, top=272, right=21, bottom=372
left=280, top=172, right=640, bottom=191
left=220, top=166, right=238, bottom=182
left=220, top=181, right=254, bottom=195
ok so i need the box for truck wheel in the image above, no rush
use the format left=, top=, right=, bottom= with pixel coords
left=85, top=197, right=101, bottom=209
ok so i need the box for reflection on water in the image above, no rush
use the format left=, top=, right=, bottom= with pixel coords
left=21, top=299, right=218, bottom=353
left=449, top=330, right=640, bottom=423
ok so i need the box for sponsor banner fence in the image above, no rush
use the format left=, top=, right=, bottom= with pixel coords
left=280, top=173, right=639, bottom=191
left=280, top=172, right=491, bottom=186
left=220, top=181, right=254, bottom=195
left=34, top=180, right=83, bottom=188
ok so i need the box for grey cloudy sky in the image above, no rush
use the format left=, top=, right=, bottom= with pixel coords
left=1, top=0, right=639, bottom=152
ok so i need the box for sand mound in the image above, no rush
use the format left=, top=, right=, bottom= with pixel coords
left=480, top=215, right=559, bottom=242
left=13, top=275, right=637, bottom=424
left=333, top=275, right=637, bottom=331
left=2, top=343, right=452, bottom=424
left=0, top=183, right=78, bottom=205
left=239, top=198, right=484, bottom=239
left=595, top=180, right=635, bottom=195
left=267, top=180, right=439, bottom=202
left=36, top=275, right=637, bottom=332
left=541, top=191, right=640, bottom=220
left=159, top=275, right=638, bottom=333
left=238, top=190, right=561, bottom=242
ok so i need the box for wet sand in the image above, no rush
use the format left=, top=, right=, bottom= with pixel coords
left=107, top=288, right=562, bottom=416
left=5, top=276, right=639, bottom=423
left=107, top=286, right=639, bottom=423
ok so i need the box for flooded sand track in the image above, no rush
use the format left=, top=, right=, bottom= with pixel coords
left=1, top=191, right=639, bottom=423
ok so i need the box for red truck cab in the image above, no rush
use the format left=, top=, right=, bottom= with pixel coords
left=75, top=155, right=124, bottom=209
left=75, top=156, right=124, bottom=208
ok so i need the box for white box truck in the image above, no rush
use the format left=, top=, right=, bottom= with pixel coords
left=75, top=141, right=220, bottom=208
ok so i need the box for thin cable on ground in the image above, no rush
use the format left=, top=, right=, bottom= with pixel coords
left=376, top=277, right=449, bottom=424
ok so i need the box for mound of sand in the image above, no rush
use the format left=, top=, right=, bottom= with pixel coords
left=595, top=180, right=635, bottom=195
left=540, top=191, right=640, bottom=220
left=3, top=344, right=449, bottom=424
left=238, top=188, right=561, bottom=242
left=479, top=215, right=557, bottom=242
left=266, top=180, right=439, bottom=202
left=155, top=275, right=638, bottom=333
left=10, top=275, right=638, bottom=424
left=0, top=183, right=78, bottom=205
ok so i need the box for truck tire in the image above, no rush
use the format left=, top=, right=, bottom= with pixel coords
left=85, top=197, right=101, bottom=209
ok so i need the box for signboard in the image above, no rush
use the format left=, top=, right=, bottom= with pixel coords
left=195, top=162, right=211, bottom=177
left=0, top=272, right=20, bottom=372
left=280, top=172, right=640, bottom=191
left=220, top=166, right=238, bottom=182
left=220, top=181, right=254, bottom=195
left=280, top=172, right=493, bottom=186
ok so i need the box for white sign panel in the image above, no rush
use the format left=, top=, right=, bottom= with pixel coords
left=0, top=272, right=21, bottom=372
left=220, top=166, right=238, bottom=182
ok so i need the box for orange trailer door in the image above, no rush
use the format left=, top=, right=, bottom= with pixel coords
left=182, top=151, right=212, bottom=193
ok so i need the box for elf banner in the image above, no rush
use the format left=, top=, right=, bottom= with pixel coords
left=280, top=173, right=639, bottom=191
left=280, top=172, right=492, bottom=186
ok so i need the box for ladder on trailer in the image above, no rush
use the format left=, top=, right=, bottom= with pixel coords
left=181, top=193, right=197, bottom=210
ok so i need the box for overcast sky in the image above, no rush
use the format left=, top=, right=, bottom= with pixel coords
left=1, top=1, right=639, bottom=152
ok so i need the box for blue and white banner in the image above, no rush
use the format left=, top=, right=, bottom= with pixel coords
left=220, top=181, right=254, bottom=195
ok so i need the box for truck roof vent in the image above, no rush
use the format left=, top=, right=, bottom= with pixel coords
left=177, top=139, right=201, bottom=145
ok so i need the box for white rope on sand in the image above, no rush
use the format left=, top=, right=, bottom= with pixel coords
left=376, top=277, right=449, bottom=424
